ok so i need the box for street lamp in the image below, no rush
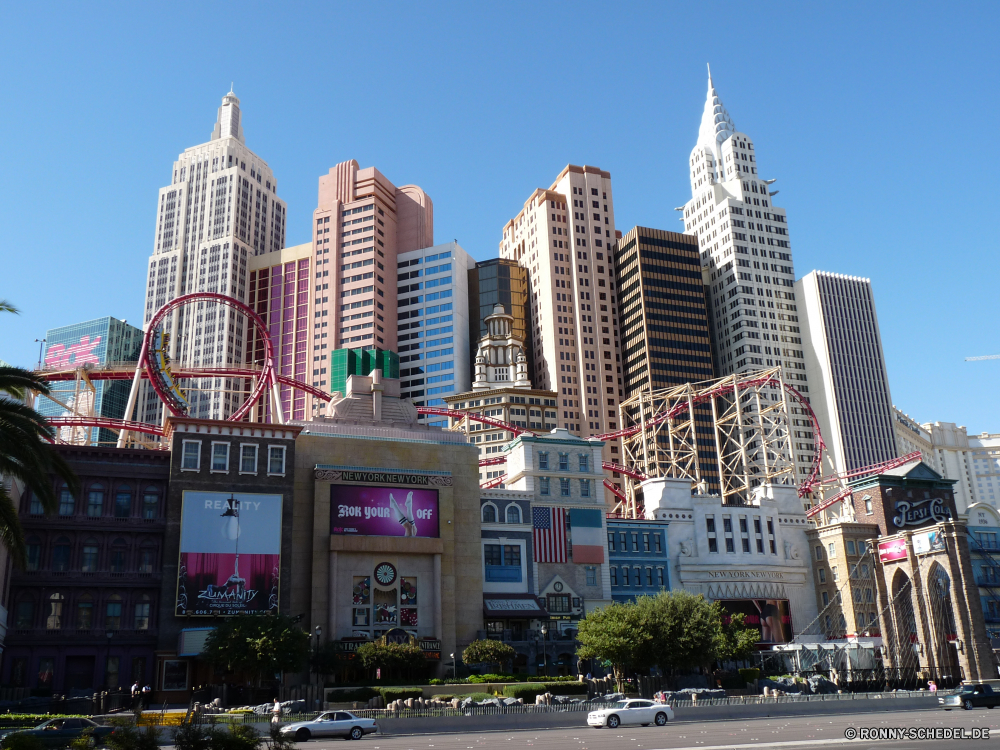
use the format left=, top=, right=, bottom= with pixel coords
left=34, top=339, right=46, bottom=370
left=540, top=625, right=548, bottom=677
left=449, top=653, right=456, bottom=679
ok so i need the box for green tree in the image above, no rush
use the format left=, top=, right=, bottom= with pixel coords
left=201, top=614, right=310, bottom=685
left=462, top=639, right=516, bottom=674
left=355, top=641, right=426, bottom=680
left=0, top=301, right=78, bottom=566
left=575, top=601, right=651, bottom=684
left=641, top=590, right=723, bottom=674
left=716, top=610, right=760, bottom=664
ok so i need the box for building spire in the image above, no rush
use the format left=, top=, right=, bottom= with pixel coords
left=697, top=66, right=735, bottom=152
left=211, top=88, right=244, bottom=144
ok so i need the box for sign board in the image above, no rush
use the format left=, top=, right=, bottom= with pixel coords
left=177, top=491, right=283, bottom=616
left=912, top=529, right=946, bottom=555
left=331, top=485, right=439, bottom=537
left=878, top=537, right=909, bottom=563
left=718, top=599, right=792, bottom=644
left=891, top=496, right=955, bottom=529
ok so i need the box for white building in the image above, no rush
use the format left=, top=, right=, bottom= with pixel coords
left=642, top=477, right=819, bottom=639
left=893, top=407, right=1000, bottom=512
left=682, top=69, right=813, bottom=488
left=397, top=241, right=474, bottom=423
left=796, top=271, right=898, bottom=473
left=141, top=90, right=287, bottom=422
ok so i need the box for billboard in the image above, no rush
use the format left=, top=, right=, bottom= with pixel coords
left=718, top=599, right=792, bottom=644
left=330, top=485, right=439, bottom=537
left=878, top=537, right=908, bottom=563
left=912, top=529, right=946, bottom=556
left=177, top=491, right=282, bottom=616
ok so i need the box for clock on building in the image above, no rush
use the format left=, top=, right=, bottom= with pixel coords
left=374, top=562, right=397, bottom=586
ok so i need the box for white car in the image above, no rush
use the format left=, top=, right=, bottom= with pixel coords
left=588, top=699, right=674, bottom=728
left=279, top=711, right=378, bottom=741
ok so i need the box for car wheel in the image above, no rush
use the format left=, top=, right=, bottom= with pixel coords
left=655, top=712, right=668, bottom=726
left=295, top=728, right=311, bottom=741
left=349, top=727, right=363, bottom=741
left=607, top=715, right=620, bottom=729
left=964, top=699, right=974, bottom=711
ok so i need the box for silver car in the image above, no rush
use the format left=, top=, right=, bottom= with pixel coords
left=279, top=711, right=378, bottom=741
left=588, top=699, right=674, bottom=728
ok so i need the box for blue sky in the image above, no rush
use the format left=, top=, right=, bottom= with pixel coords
left=1, top=2, right=998, bottom=432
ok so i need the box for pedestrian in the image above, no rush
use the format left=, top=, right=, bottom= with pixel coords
left=131, top=682, right=140, bottom=711
left=271, top=698, right=282, bottom=726
left=141, top=684, right=152, bottom=710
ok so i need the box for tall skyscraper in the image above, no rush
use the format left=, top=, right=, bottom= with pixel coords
left=682, top=70, right=812, bottom=487
left=37, top=317, right=143, bottom=445
left=247, top=242, right=315, bottom=422
left=500, top=166, right=621, bottom=452
left=796, top=271, right=898, bottom=474
left=311, top=160, right=433, bottom=393
left=141, top=90, right=287, bottom=422
left=614, top=226, right=719, bottom=493
left=468, top=259, right=532, bottom=374
left=397, top=241, right=474, bottom=422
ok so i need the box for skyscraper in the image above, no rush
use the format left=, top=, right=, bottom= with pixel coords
left=467, top=259, right=532, bottom=377
left=311, top=160, right=433, bottom=395
left=500, top=166, right=621, bottom=450
left=796, top=271, right=898, bottom=474
left=682, top=70, right=812, bottom=487
left=141, top=90, right=287, bottom=423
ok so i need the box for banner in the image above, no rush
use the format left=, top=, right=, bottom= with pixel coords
left=878, top=537, right=908, bottom=563
left=912, top=529, right=946, bottom=555
left=718, top=599, right=792, bottom=644
left=176, top=491, right=282, bottom=616
left=330, top=485, right=439, bottom=537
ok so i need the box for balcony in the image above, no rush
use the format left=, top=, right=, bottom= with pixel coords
left=976, top=577, right=1000, bottom=588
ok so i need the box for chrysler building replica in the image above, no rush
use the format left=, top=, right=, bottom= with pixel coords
left=140, top=90, right=287, bottom=422
left=682, top=68, right=813, bottom=488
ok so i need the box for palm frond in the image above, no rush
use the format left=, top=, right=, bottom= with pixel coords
left=0, top=366, right=51, bottom=399
left=0, top=300, right=19, bottom=315
left=0, top=486, right=27, bottom=568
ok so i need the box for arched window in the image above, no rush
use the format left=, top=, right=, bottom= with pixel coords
left=45, top=593, right=65, bottom=630
left=138, top=545, right=155, bottom=574
left=82, top=539, right=99, bottom=573
left=14, top=598, right=34, bottom=628
left=58, top=484, right=75, bottom=516
left=76, top=594, right=94, bottom=629
left=87, top=483, right=105, bottom=517
left=105, top=595, right=122, bottom=630
left=110, top=539, right=127, bottom=573
left=481, top=504, right=497, bottom=523
left=114, top=486, right=132, bottom=518
left=52, top=537, right=71, bottom=572
left=25, top=536, right=41, bottom=572
left=506, top=505, right=521, bottom=524
left=142, top=487, right=159, bottom=520
left=134, top=595, right=151, bottom=630
left=28, top=491, right=43, bottom=515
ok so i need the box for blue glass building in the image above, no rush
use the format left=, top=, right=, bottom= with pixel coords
left=37, top=317, right=143, bottom=445
left=607, top=519, right=670, bottom=602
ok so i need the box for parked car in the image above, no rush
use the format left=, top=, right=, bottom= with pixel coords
left=279, top=711, right=378, bottom=741
left=940, top=683, right=1000, bottom=710
left=588, top=699, right=674, bottom=728
left=0, top=718, right=114, bottom=747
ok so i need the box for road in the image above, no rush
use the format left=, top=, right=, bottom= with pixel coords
left=298, top=707, right=1000, bottom=750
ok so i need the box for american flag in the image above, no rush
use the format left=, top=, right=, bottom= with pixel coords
left=533, top=507, right=567, bottom=563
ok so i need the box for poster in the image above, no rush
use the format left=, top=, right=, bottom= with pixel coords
left=878, top=537, right=908, bottom=563
left=912, top=529, right=946, bottom=555
left=330, top=485, right=439, bottom=537
left=176, top=491, right=282, bottom=616
left=719, top=599, right=792, bottom=644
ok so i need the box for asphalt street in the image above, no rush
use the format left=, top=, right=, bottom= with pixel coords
left=294, top=707, right=1000, bottom=750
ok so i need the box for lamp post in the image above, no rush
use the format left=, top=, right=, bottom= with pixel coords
left=540, top=625, right=548, bottom=677
left=449, top=653, right=456, bottom=680
left=34, top=339, right=46, bottom=370
left=312, top=626, right=322, bottom=709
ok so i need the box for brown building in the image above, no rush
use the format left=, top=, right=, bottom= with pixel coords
left=290, top=370, right=482, bottom=678
left=806, top=521, right=881, bottom=638
left=153, top=418, right=301, bottom=702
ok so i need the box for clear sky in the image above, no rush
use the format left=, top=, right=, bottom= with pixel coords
left=1, top=2, right=998, bottom=433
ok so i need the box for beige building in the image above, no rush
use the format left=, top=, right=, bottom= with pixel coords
left=311, top=160, right=433, bottom=396
left=806, top=521, right=881, bottom=638
left=290, top=370, right=481, bottom=677
left=499, top=165, right=622, bottom=497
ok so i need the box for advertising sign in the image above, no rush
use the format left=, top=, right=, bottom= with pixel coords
left=718, top=599, right=792, bottom=644
left=912, top=529, right=946, bottom=556
left=330, top=485, right=439, bottom=537
left=891, top=495, right=955, bottom=529
left=878, top=537, right=909, bottom=563
left=177, top=491, right=282, bottom=616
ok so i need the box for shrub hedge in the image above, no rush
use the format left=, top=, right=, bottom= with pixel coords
left=327, top=687, right=379, bottom=703
left=378, top=687, right=424, bottom=703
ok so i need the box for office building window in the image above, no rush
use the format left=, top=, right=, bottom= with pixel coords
left=181, top=440, right=201, bottom=470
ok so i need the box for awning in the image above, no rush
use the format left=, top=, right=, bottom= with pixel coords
left=483, top=594, right=548, bottom=619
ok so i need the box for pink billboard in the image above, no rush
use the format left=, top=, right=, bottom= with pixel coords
left=331, top=485, right=439, bottom=537
left=878, top=537, right=908, bottom=563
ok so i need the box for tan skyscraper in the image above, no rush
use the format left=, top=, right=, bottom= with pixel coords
left=500, top=165, right=624, bottom=482
left=311, top=160, right=433, bottom=397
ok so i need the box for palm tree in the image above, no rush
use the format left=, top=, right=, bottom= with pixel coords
left=0, top=300, right=78, bottom=566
